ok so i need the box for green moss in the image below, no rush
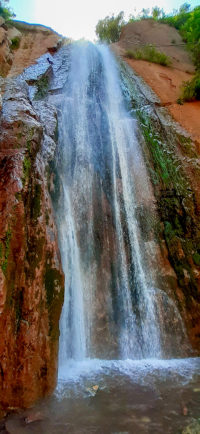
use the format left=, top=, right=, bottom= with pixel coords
left=15, top=192, right=22, bottom=201
left=120, top=59, right=200, bottom=311
left=135, top=108, right=193, bottom=201
left=22, top=157, right=31, bottom=185
left=34, top=76, right=49, bottom=100
left=54, top=119, right=59, bottom=142
left=28, top=127, right=35, bottom=141
left=11, top=36, right=21, bottom=50
left=31, top=183, right=42, bottom=221
left=182, top=418, right=200, bottom=434
left=45, top=211, right=50, bottom=225
left=48, top=161, right=61, bottom=207
left=133, top=100, right=199, bottom=301
left=26, top=236, right=45, bottom=280
left=176, top=133, right=198, bottom=158
left=17, top=132, right=23, bottom=140
left=136, top=109, right=185, bottom=188
left=15, top=290, right=23, bottom=333
left=164, top=221, right=174, bottom=239
left=193, top=252, right=200, bottom=266
left=26, top=140, right=31, bottom=152
left=44, top=263, right=64, bottom=339
left=148, top=167, right=159, bottom=185
left=1, top=227, right=12, bottom=275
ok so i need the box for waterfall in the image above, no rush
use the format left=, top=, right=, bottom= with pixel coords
left=57, top=43, right=186, bottom=374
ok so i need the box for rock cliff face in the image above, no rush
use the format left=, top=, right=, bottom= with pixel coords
left=0, top=49, right=65, bottom=413
left=0, top=20, right=200, bottom=415
left=0, top=18, right=63, bottom=78
left=120, top=62, right=200, bottom=353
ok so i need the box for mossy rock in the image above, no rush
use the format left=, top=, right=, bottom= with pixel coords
left=34, top=76, right=49, bottom=100
left=193, top=252, right=200, bottom=266
left=182, top=418, right=200, bottom=434
left=0, top=227, right=12, bottom=275
left=44, top=262, right=64, bottom=339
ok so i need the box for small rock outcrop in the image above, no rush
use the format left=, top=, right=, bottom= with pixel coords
left=0, top=18, right=64, bottom=78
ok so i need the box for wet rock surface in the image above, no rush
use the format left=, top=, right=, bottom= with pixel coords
left=0, top=49, right=65, bottom=411
left=2, top=358, right=200, bottom=434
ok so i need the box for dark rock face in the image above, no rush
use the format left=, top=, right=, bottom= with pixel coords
left=0, top=69, right=64, bottom=411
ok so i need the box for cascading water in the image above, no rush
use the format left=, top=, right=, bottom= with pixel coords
left=57, top=43, right=187, bottom=377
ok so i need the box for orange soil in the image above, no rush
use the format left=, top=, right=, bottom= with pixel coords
left=113, top=20, right=199, bottom=145
left=125, top=58, right=200, bottom=145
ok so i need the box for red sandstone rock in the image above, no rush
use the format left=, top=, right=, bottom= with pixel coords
left=0, top=78, right=64, bottom=411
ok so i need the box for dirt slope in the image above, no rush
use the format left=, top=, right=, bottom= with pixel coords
left=118, top=19, right=194, bottom=72
left=113, top=20, right=200, bottom=146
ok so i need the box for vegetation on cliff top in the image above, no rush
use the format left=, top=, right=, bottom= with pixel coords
left=96, top=4, right=200, bottom=101
left=95, top=11, right=125, bottom=44
left=160, top=4, right=200, bottom=101
left=160, top=4, right=200, bottom=69
left=0, top=0, right=14, bottom=20
left=125, top=45, right=171, bottom=67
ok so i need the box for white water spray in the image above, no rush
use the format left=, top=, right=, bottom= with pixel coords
left=57, top=43, right=187, bottom=377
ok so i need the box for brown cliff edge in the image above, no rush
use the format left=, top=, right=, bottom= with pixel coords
left=0, top=20, right=65, bottom=417
left=113, top=19, right=200, bottom=147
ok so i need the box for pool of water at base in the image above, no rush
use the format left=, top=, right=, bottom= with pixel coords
left=4, top=358, right=200, bottom=434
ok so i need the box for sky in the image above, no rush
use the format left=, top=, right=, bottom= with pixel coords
left=8, top=0, right=200, bottom=41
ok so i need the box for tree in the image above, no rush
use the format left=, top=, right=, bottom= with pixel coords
left=179, top=3, right=190, bottom=14
left=152, top=6, right=164, bottom=20
left=95, top=12, right=125, bottom=44
left=0, top=0, right=14, bottom=20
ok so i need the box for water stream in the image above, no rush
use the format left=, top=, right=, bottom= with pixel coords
left=57, top=43, right=186, bottom=373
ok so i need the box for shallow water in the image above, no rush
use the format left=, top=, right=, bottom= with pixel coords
left=5, top=358, right=200, bottom=433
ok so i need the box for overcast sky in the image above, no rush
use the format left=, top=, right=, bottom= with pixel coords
left=8, top=0, right=200, bottom=41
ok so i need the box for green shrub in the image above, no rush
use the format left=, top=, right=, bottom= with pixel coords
left=11, top=36, right=20, bottom=50
left=34, top=76, right=49, bottom=100
left=160, top=5, right=200, bottom=70
left=193, top=252, right=200, bottom=266
left=125, top=45, right=172, bottom=66
left=182, top=73, right=200, bottom=101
